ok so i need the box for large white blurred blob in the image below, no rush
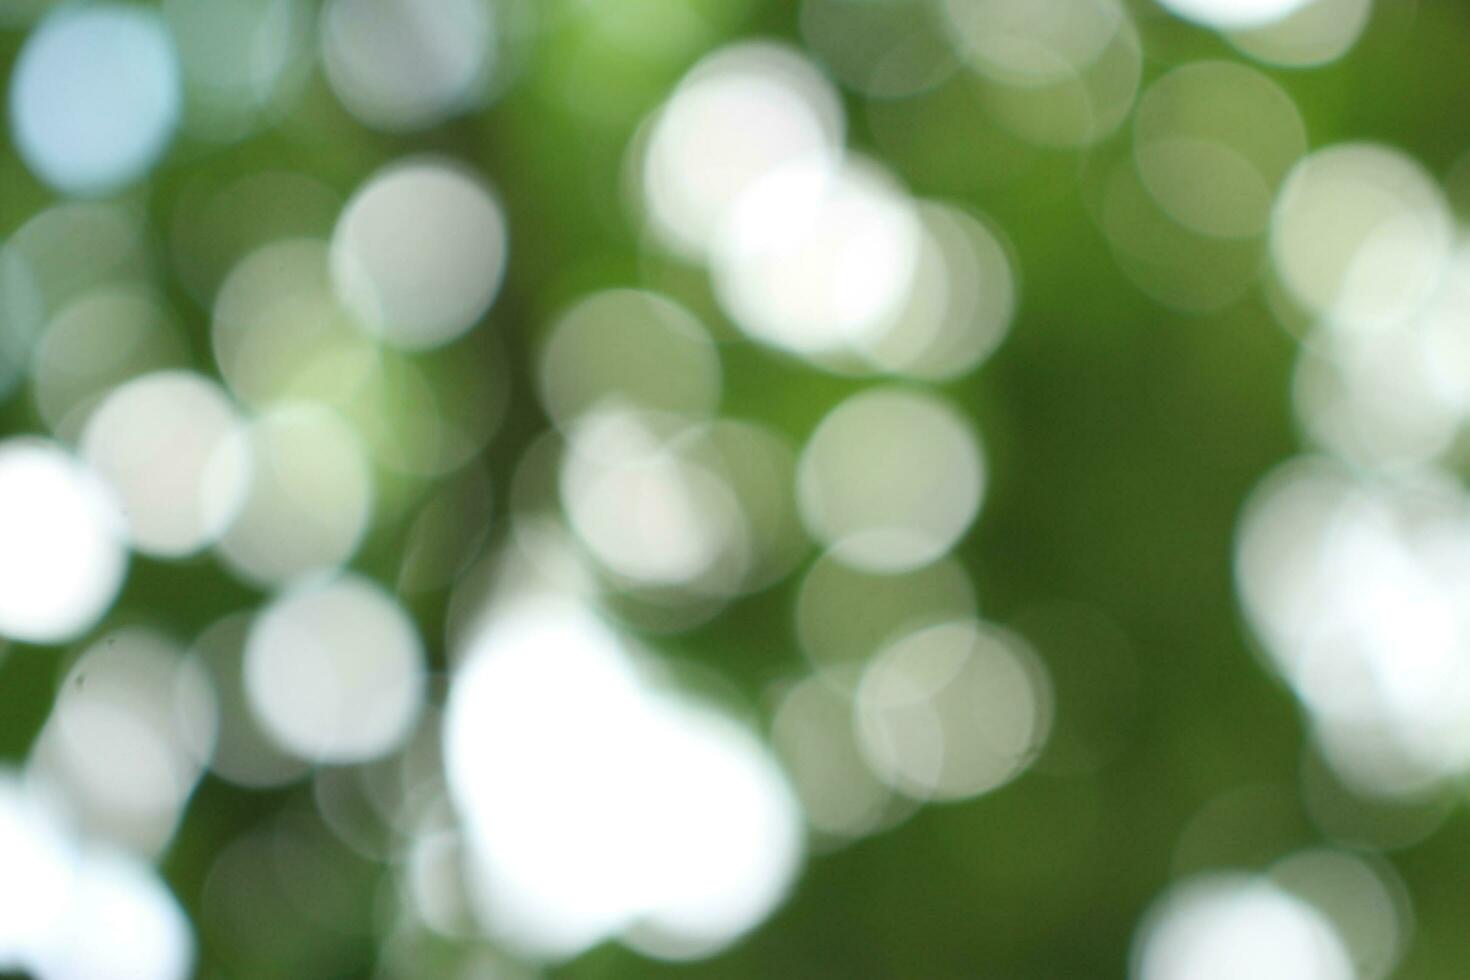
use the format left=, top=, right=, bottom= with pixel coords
left=0, top=441, right=126, bottom=644
left=445, top=597, right=802, bottom=960
left=8, top=5, right=180, bottom=195
left=245, top=574, right=426, bottom=764
left=332, top=160, right=508, bottom=349
left=29, top=628, right=216, bottom=857
left=1271, top=144, right=1452, bottom=334
left=1133, top=874, right=1354, bottom=980
left=81, top=372, right=251, bottom=557
left=214, top=403, right=372, bottom=586
left=560, top=409, right=746, bottom=591
left=321, top=0, right=494, bottom=131
left=28, top=850, right=194, bottom=980
left=1155, top=0, right=1313, bottom=30
left=798, top=388, right=983, bottom=572
left=641, top=42, right=844, bottom=261
left=538, top=289, right=721, bottom=428
left=0, top=775, right=76, bottom=972
left=855, top=620, right=1050, bottom=801
left=1235, top=460, right=1470, bottom=794
left=711, top=156, right=922, bottom=359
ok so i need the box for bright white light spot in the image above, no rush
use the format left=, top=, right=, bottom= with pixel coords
left=641, top=42, right=844, bottom=261
left=0, top=775, right=76, bottom=972
left=855, top=620, right=1050, bottom=801
left=8, top=5, right=180, bottom=195
left=1236, top=459, right=1470, bottom=795
left=214, top=403, right=372, bottom=586
left=1156, top=0, right=1313, bottom=30
left=712, top=155, right=922, bottom=359
left=0, top=440, right=126, bottom=644
left=446, top=596, right=802, bottom=960
left=28, top=849, right=195, bottom=980
left=81, top=372, right=251, bottom=557
left=539, top=289, right=721, bottom=427
left=332, top=159, right=507, bottom=349
left=321, top=0, right=494, bottom=131
left=1133, top=873, right=1354, bottom=980
left=1271, top=144, right=1452, bottom=333
left=245, top=573, right=425, bottom=764
left=798, top=387, right=983, bottom=572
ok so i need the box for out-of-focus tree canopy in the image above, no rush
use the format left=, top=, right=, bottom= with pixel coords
left=5, top=0, right=1470, bottom=977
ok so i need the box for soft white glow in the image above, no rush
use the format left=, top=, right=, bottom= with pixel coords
left=857, top=202, right=1016, bottom=379
left=81, top=372, right=251, bottom=557
left=332, top=159, right=508, bottom=349
left=446, top=595, right=802, bottom=960
left=214, top=403, right=372, bottom=586
left=1272, top=850, right=1407, bottom=980
left=29, top=849, right=195, bottom=980
left=797, top=388, right=984, bottom=572
left=1156, top=0, right=1313, bottom=30
left=0, top=440, right=126, bottom=644
left=711, top=155, right=922, bottom=359
left=641, top=42, right=844, bottom=260
left=8, top=5, right=180, bottom=195
left=1271, top=144, right=1452, bottom=333
left=30, top=628, right=215, bottom=857
left=245, top=574, right=426, bottom=764
left=560, top=409, right=746, bottom=591
left=1236, top=459, right=1470, bottom=795
left=771, top=677, right=901, bottom=838
left=321, top=0, right=494, bottom=131
left=855, top=620, right=1050, bottom=801
left=0, top=775, right=76, bottom=972
left=1133, top=874, right=1354, bottom=980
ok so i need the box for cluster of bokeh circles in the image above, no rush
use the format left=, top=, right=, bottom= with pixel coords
left=0, top=0, right=1445, bottom=976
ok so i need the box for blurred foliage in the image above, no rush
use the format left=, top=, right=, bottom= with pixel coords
left=7, top=0, right=1470, bottom=978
